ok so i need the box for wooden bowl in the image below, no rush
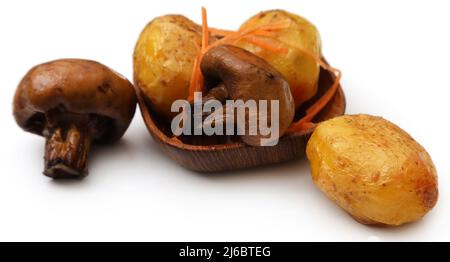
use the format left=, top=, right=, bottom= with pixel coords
left=137, top=66, right=346, bottom=172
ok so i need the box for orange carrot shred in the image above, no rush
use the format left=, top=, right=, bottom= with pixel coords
left=188, top=7, right=209, bottom=102
left=201, top=7, right=209, bottom=50
left=188, top=53, right=201, bottom=102
left=208, top=27, right=234, bottom=37
left=196, top=18, right=291, bottom=64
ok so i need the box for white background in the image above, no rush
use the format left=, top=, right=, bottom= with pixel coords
left=0, top=0, right=449, bottom=241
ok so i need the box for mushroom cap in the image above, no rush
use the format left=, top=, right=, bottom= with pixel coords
left=201, top=45, right=293, bottom=104
left=201, top=45, right=295, bottom=145
left=13, top=59, right=137, bottom=142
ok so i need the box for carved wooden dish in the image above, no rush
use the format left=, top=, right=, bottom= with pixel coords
left=137, top=65, right=346, bottom=172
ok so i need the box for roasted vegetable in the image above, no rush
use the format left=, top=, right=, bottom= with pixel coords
left=13, top=59, right=136, bottom=178
left=306, top=114, right=438, bottom=226
left=134, top=15, right=204, bottom=120
left=235, top=10, right=322, bottom=108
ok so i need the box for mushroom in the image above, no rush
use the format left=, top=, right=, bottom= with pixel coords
left=13, top=59, right=137, bottom=178
left=199, top=45, right=295, bottom=146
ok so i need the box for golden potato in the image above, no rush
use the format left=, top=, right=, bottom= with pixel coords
left=235, top=10, right=321, bottom=108
left=306, top=114, right=438, bottom=226
left=133, top=15, right=202, bottom=120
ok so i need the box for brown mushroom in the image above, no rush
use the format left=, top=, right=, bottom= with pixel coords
left=199, top=45, right=295, bottom=146
left=13, top=59, right=137, bottom=179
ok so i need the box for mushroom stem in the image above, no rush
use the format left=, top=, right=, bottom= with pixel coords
left=189, top=84, right=229, bottom=132
left=43, top=125, right=91, bottom=178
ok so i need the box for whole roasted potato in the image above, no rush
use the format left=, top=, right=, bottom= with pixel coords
left=133, top=15, right=203, bottom=121
left=235, top=10, right=321, bottom=108
left=306, top=114, right=438, bottom=226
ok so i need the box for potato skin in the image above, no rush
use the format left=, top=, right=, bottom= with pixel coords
left=235, top=10, right=321, bottom=108
left=306, top=114, right=438, bottom=226
left=133, top=15, right=202, bottom=121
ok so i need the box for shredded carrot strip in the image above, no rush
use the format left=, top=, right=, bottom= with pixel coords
left=188, top=7, right=209, bottom=102
left=293, top=122, right=317, bottom=131
left=188, top=53, right=202, bottom=102
left=201, top=7, right=209, bottom=50
left=203, top=19, right=291, bottom=58
left=208, top=27, right=234, bottom=36
left=248, top=30, right=278, bottom=38
left=209, top=20, right=291, bottom=55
